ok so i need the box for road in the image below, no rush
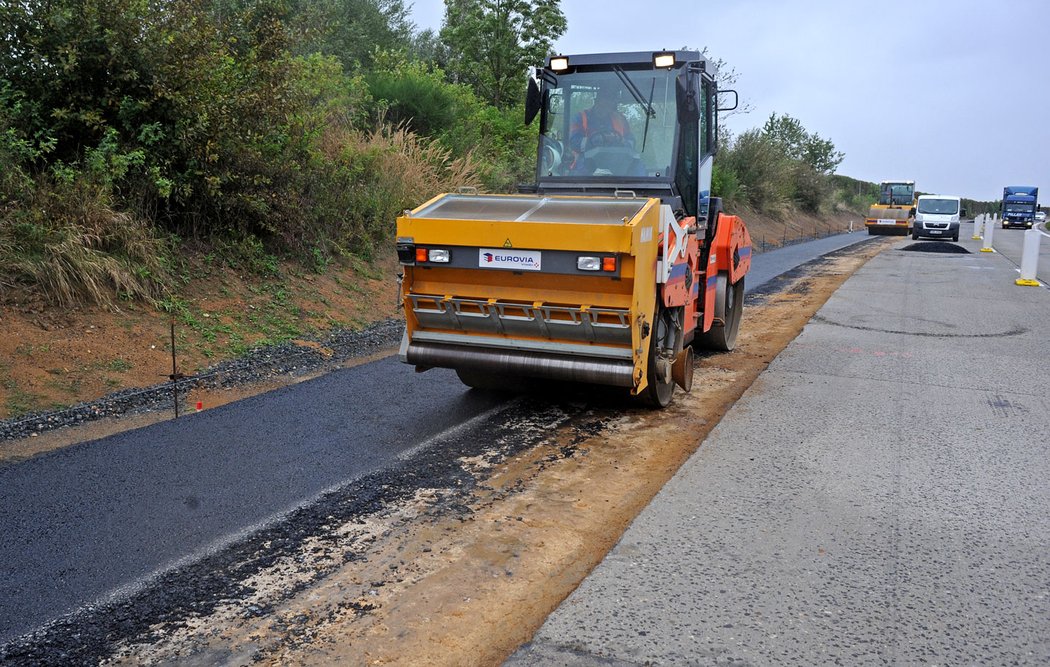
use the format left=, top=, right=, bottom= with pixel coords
left=0, top=362, right=509, bottom=645
left=979, top=217, right=1050, bottom=284
left=0, top=231, right=873, bottom=652
left=509, top=227, right=1050, bottom=666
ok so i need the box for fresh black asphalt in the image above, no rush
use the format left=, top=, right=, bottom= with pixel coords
left=0, top=363, right=506, bottom=645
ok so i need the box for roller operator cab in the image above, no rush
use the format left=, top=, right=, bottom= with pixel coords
left=912, top=195, right=962, bottom=241
left=396, top=51, right=752, bottom=408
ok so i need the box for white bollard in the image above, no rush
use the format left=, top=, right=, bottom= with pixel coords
left=981, top=216, right=995, bottom=252
left=1016, top=229, right=1042, bottom=286
left=972, top=214, right=984, bottom=240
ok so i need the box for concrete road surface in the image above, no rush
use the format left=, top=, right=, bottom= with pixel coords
left=978, top=218, right=1050, bottom=285
left=509, top=236, right=1050, bottom=665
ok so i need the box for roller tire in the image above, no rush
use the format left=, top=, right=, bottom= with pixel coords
left=697, top=273, right=744, bottom=352
left=642, top=308, right=676, bottom=408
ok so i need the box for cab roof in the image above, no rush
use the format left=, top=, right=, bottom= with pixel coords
left=544, top=50, right=713, bottom=76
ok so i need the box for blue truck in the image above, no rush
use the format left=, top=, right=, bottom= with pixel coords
left=1001, top=186, right=1038, bottom=229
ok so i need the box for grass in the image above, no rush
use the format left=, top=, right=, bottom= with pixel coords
left=0, top=184, right=173, bottom=308
left=0, top=240, right=390, bottom=418
left=107, top=359, right=133, bottom=372
left=15, top=343, right=52, bottom=356
left=347, top=255, right=385, bottom=281
left=5, top=386, right=44, bottom=418
left=158, top=275, right=313, bottom=364
left=45, top=376, right=82, bottom=396
left=332, top=273, right=367, bottom=296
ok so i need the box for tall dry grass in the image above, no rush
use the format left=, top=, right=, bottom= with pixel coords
left=1, top=175, right=171, bottom=307
left=300, top=121, right=481, bottom=257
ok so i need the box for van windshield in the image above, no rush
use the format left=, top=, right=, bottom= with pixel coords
left=918, top=198, right=959, bottom=215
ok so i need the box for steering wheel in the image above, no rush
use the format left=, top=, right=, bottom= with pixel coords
left=582, top=145, right=644, bottom=175
left=540, top=136, right=563, bottom=175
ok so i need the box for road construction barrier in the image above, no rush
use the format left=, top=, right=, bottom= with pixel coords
left=981, top=216, right=996, bottom=253
left=972, top=214, right=984, bottom=240
left=1016, top=229, right=1042, bottom=286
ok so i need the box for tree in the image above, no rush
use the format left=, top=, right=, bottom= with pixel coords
left=286, top=0, right=414, bottom=70
left=761, top=112, right=843, bottom=175
left=0, top=0, right=160, bottom=164
left=440, top=0, right=566, bottom=108
left=698, top=47, right=753, bottom=119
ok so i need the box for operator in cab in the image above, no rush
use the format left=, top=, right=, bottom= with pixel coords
left=567, top=86, right=641, bottom=175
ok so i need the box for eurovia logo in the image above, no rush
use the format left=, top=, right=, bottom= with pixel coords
left=478, top=248, right=541, bottom=271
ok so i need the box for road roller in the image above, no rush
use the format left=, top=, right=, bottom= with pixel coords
left=395, top=50, right=752, bottom=407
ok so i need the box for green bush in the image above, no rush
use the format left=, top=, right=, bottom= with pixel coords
left=299, top=122, right=480, bottom=259
left=366, top=59, right=467, bottom=136
left=790, top=163, right=827, bottom=214
left=1, top=89, right=172, bottom=306
left=453, top=103, right=535, bottom=192
left=827, top=175, right=878, bottom=215
left=718, top=129, right=792, bottom=216
left=712, top=164, right=743, bottom=210
left=365, top=56, right=535, bottom=192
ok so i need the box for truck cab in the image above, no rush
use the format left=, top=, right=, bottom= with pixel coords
left=912, top=195, right=962, bottom=241
left=1001, top=186, right=1038, bottom=229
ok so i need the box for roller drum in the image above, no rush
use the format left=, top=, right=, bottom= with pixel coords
left=406, top=342, right=635, bottom=387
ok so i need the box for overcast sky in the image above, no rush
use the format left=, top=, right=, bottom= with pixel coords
left=410, top=0, right=1049, bottom=202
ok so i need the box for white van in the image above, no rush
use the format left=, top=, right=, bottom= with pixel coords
left=912, top=195, right=963, bottom=241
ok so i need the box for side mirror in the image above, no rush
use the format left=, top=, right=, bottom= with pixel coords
left=960, top=208, right=967, bottom=217
left=525, top=78, right=542, bottom=126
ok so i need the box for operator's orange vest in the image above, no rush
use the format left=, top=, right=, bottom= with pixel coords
left=581, top=110, right=628, bottom=138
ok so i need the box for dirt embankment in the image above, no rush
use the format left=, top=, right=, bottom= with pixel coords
left=0, top=254, right=403, bottom=426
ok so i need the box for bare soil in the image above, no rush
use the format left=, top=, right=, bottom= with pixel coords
left=0, top=254, right=402, bottom=424
left=97, top=236, right=892, bottom=666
